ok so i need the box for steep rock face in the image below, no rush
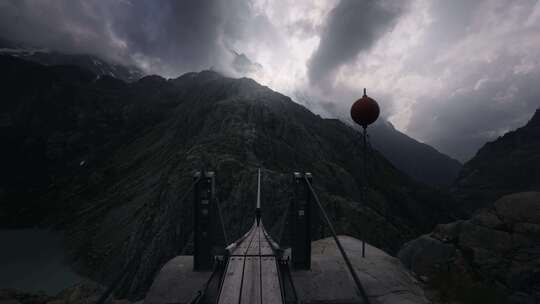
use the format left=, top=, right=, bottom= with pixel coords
left=399, top=192, right=540, bottom=303
left=0, top=56, right=458, bottom=299
left=452, top=110, right=540, bottom=213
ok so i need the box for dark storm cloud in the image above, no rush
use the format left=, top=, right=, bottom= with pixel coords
left=2, top=0, right=540, bottom=162
left=405, top=0, right=540, bottom=161
left=408, top=57, right=540, bottom=161
left=0, top=1, right=121, bottom=60
left=307, top=0, right=405, bottom=86
left=110, top=1, right=226, bottom=73
left=0, top=0, right=252, bottom=76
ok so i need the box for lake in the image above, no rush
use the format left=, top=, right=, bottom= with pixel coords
left=0, top=229, right=84, bottom=294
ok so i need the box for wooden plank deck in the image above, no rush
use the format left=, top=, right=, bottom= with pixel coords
left=218, top=257, right=245, bottom=304
left=240, top=256, right=261, bottom=304
left=218, top=223, right=283, bottom=304
left=260, top=257, right=282, bottom=304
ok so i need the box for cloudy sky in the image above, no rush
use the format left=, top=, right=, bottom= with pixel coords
left=1, top=0, right=540, bottom=161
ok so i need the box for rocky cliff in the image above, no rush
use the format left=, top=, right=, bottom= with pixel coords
left=452, top=110, right=540, bottom=213
left=0, top=55, right=459, bottom=299
left=399, top=192, right=540, bottom=304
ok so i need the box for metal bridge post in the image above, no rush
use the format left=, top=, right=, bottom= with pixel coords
left=193, top=171, right=216, bottom=271
left=292, top=172, right=311, bottom=270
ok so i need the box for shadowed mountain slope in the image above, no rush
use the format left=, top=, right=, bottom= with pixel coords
left=368, top=121, right=462, bottom=186
left=0, top=55, right=459, bottom=299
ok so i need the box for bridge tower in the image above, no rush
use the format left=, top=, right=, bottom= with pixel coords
left=292, top=172, right=312, bottom=270
left=193, top=171, right=216, bottom=271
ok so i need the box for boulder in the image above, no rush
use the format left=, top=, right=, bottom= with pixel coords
left=398, top=192, right=540, bottom=303
left=290, top=236, right=430, bottom=304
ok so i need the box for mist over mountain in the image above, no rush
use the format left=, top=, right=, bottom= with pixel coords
left=367, top=121, right=462, bottom=186
left=0, top=55, right=462, bottom=298
left=274, top=95, right=463, bottom=187
left=0, top=44, right=143, bottom=82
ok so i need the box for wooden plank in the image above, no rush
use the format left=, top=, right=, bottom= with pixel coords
left=240, top=256, right=262, bottom=304
left=218, top=223, right=282, bottom=304
left=233, top=227, right=256, bottom=255
left=260, top=242, right=273, bottom=255
left=246, top=227, right=262, bottom=255
left=218, top=257, right=245, bottom=304
left=260, top=257, right=283, bottom=304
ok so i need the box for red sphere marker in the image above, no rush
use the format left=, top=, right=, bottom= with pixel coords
left=351, top=88, right=379, bottom=259
left=350, top=88, right=380, bottom=128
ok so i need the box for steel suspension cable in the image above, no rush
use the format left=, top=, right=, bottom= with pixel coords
left=215, top=197, right=229, bottom=245
left=304, top=176, right=371, bottom=304
left=276, top=199, right=291, bottom=245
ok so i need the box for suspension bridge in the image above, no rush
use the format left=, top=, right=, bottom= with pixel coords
left=189, top=169, right=369, bottom=304
left=98, top=168, right=373, bottom=304
left=93, top=90, right=429, bottom=304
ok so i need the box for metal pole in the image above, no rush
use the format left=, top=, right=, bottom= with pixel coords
left=362, top=127, right=367, bottom=258
left=194, top=171, right=215, bottom=271
left=304, top=176, right=370, bottom=304
left=292, top=172, right=311, bottom=269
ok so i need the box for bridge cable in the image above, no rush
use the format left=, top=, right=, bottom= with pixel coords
left=189, top=260, right=223, bottom=304
left=215, top=197, right=229, bottom=245
left=276, top=199, right=291, bottom=245
left=304, top=176, right=371, bottom=304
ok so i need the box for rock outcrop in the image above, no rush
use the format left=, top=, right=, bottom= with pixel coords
left=293, top=236, right=429, bottom=304
left=145, top=236, right=430, bottom=304
left=399, top=192, right=540, bottom=303
left=452, top=109, right=540, bottom=214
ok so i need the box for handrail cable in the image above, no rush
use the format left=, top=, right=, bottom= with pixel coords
left=304, top=176, right=371, bottom=304
left=276, top=200, right=291, bottom=245
left=215, top=197, right=229, bottom=245
left=189, top=260, right=222, bottom=304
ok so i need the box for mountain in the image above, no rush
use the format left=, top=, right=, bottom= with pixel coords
left=296, top=96, right=462, bottom=187
left=0, top=45, right=143, bottom=82
left=0, top=55, right=460, bottom=299
left=452, top=109, right=540, bottom=213
left=368, top=121, right=462, bottom=186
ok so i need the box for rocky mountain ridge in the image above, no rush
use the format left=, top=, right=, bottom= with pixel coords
left=399, top=192, right=540, bottom=304
left=0, top=54, right=459, bottom=299
left=452, top=109, right=540, bottom=213
left=0, top=45, right=143, bottom=82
